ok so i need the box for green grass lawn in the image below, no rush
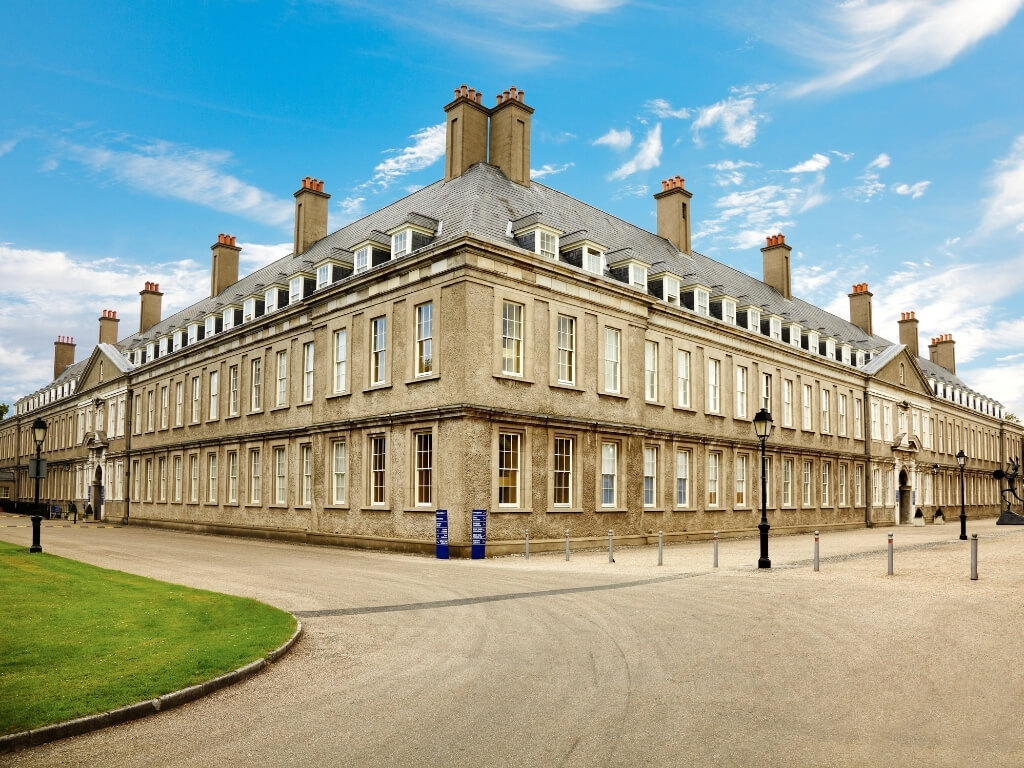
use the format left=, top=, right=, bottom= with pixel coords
left=0, top=540, right=296, bottom=735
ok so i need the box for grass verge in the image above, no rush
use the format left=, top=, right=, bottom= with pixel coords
left=0, top=540, right=296, bottom=735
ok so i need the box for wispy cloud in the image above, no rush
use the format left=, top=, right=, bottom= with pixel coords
left=645, top=98, right=690, bottom=119
left=337, top=195, right=367, bottom=225
left=787, top=153, right=831, bottom=173
left=370, top=123, right=446, bottom=190
left=593, top=128, right=633, bottom=150
left=692, top=86, right=771, bottom=148
left=531, top=162, right=574, bottom=179
left=980, top=134, right=1024, bottom=235
left=0, top=138, right=18, bottom=157
left=893, top=180, right=931, bottom=198
left=695, top=184, right=801, bottom=249
left=791, top=0, right=1024, bottom=96
left=609, top=124, right=662, bottom=180
left=61, top=137, right=292, bottom=226
left=612, top=183, right=650, bottom=199
left=868, top=153, right=891, bottom=169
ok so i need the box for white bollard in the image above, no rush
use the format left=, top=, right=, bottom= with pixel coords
left=525, top=528, right=530, bottom=560
left=608, top=529, right=615, bottom=563
left=713, top=530, right=719, bottom=569
left=658, top=530, right=663, bottom=566
left=565, top=529, right=570, bottom=561
left=813, top=531, right=820, bottom=572
left=971, top=533, right=978, bottom=580
left=887, top=532, right=894, bottom=576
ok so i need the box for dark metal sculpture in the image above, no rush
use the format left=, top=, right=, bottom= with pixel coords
left=994, top=457, right=1024, bottom=525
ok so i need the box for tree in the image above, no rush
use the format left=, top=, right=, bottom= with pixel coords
left=1007, top=412, right=1021, bottom=424
left=0, top=403, right=8, bottom=421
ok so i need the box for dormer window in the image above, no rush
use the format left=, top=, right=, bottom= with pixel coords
left=222, top=307, right=235, bottom=331
left=146, top=342, right=155, bottom=361
left=172, top=331, right=182, bottom=352
left=538, top=230, right=557, bottom=259
left=205, top=315, right=217, bottom=337
left=265, top=288, right=277, bottom=313
left=663, top=276, right=680, bottom=306
left=722, top=299, right=737, bottom=325
left=158, top=337, right=168, bottom=356
left=841, top=345, right=851, bottom=365
left=354, top=247, right=370, bottom=274
left=316, top=264, right=332, bottom=289
left=695, top=288, right=709, bottom=316
left=243, top=298, right=256, bottom=321
left=748, top=308, right=761, bottom=332
left=391, top=230, right=410, bottom=259
left=825, top=338, right=836, bottom=359
left=289, top=276, right=304, bottom=304
left=581, top=246, right=602, bottom=274
left=768, top=316, right=783, bottom=341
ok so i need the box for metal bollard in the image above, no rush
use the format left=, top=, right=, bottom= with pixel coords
left=30, top=515, right=43, bottom=554
left=887, top=532, right=894, bottom=576
left=713, top=530, right=719, bottom=568
left=608, top=529, right=614, bottom=563
left=565, top=529, right=570, bottom=561
left=971, top=533, right=978, bottom=580
left=657, top=530, right=663, bottom=566
left=813, top=530, right=819, bottom=572
left=525, top=529, right=530, bottom=560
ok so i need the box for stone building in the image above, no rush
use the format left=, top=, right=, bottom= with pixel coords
left=1, top=84, right=1020, bottom=554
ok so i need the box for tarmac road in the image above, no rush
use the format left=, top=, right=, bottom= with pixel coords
left=2, top=516, right=1023, bottom=767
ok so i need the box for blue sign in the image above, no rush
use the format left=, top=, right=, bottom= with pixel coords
left=100, top=485, right=105, bottom=504
left=471, top=508, right=487, bottom=559
left=435, top=509, right=449, bottom=559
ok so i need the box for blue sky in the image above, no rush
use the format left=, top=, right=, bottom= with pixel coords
left=2, top=0, right=1024, bottom=414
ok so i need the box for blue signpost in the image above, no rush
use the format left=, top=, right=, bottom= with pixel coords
left=435, top=509, right=449, bottom=559
left=471, top=508, right=487, bottom=559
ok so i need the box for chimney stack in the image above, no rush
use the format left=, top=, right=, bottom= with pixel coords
left=99, top=309, right=120, bottom=345
left=489, top=85, right=533, bottom=186
left=293, top=176, right=330, bottom=256
left=139, top=282, right=163, bottom=334
left=848, top=283, right=873, bottom=336
left=898, top=311, right=920, bottom=358
left=53, top=336, right=75, bottom=379
left=444, top=84, right=490, bottom=181
left=654, top=176, right=694, bottom=254
left=760, top=233, right=792, bottom=300
left=929, top=333, right=956, bottom=374
left=211, top=233, right=241, bottom=297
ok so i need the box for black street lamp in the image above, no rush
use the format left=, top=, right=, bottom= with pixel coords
left=754, top=408, right=774, bottom=569
left=956, top=449, right=967, bottom=540
left=30, top=417, right=48, bottom=553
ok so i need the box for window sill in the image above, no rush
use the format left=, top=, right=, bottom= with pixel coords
left=322, top=504, right=350, bottom=511
left=325, top=392, right=351, bottom=401
left=407, top=374, right=440, bottom=385
left=493, top=373, right=534, bottom=385
left=596, top=507, right=628, bottom=513
left=296, top=401, right=312, bottom=408
left=403, top=507, right=437, bottom=513
left=598, top=391, right=628, bottom=401
left=674, top=507, right=694, bottom=512
left=362, top=384, right=393, bottom=394
left=706, top=412, right=724, bottom=419
left=672, top=405, right=695, bottom=413
left=645, top=401, right=666, bottom=409
left=270, top=405, right=290, bottom=413
left=248, top=409, right=263, bottom=415
left=642, top=508, right=666, bottom=513
left=225, top=414, right=241, bottom=421
left=547, top=508, right=583, bottom=514
left=494, top=507, right=530, bottom=514
left=551, top=382, right=585, bottom=393
left=359, top=506, right=392, bottom=513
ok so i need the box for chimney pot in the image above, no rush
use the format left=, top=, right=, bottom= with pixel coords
left=518, top=89, right=524, bottom=102
left=461, top=84, right=468, bottom=96
left=454, top=87, right=461, bottom=99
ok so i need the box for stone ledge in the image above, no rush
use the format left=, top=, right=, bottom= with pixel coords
left=0, top=620, right=303, bottom=755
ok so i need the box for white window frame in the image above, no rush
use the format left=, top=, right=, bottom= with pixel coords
left=415, top=432, right=433, bottom=507
left=331, top=442, right=346, bottom=505
left=735, top=454, right=747, bottom=507
left=251, top=358, right=262, bottom=412
left=333, top=329, right=348, bottom=393
left=707, top=452, right=720, bottom=507
left=645, top=341, right=659, bottom=402
left=802, top=460, right=813, bottom=506
left=556, top=315, right=576, bottom=385
left=675, top=449, right=690, bottom=507
left=370, top=316, right=387, bottom=387
left=276, top=350, right=288, bottom=407
left=707, top=359, right=721, bottom=414
left=676, top=350, right=691, bottom=408
left=643, top=446, right=658, bottom=508
left=302, top=342, right=314, bottom=402
left=601, top=441, right=617, bottom=508
left=821, top=389, right=830, bottom=434
left=229, top=364, right=239, bottom=416
left=274, top=447, right=287, bottom=505
left=208, top=370, right=219, bottom=420
left=501, top=301, right=524, bottom=377
left=783, top=458, right=793, bottom=507
left=735, top=366, right=747, bottom=419
left=250, top=449, right=261, bottom=504
left=370, top=435, right=387, bottom=506
left=228, top=450, right=238, bottom=503
left=301, top=445, right=312, bottom=505
left=553, top=436, right=574, bottom=507
left=604, top=328, right=621, bottom=394
left=416, top=303, right=434, bottom=377
left=498, top=431, right=522, bottom=507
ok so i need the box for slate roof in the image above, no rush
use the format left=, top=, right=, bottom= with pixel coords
left=15, top=162, right=1002, bottom=409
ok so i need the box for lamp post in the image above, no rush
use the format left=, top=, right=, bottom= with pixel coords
left=30, top=417, right=48, bottom=553
left=754, top=408, right=774, bottom=569
left=956, top=449, right=967, bottom=540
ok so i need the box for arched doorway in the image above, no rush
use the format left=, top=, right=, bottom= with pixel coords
left=91, top=464, right=104, bottom=521
left=898, top=469, right=911, bottom=524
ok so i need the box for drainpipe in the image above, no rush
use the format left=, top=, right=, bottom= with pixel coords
left=863, top=388, right=873, bottom=528
left=123, top=388, right=133, bottom=525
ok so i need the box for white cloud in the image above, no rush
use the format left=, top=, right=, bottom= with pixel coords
left=868, top=153, right=891, bottom=169
left=893, top=180, right=931, bottom=198
left=609, top=124, right=662, bottom=180
left=612, top=184, right=650, bottom=199
left=800, top=173, right=829, bottom=212
left=980, top=134, right=1024, bottom=235
left=530, top=162, right=574, bottom=179
left=831, top=150, right=854, bottom=162
left=794, top=263, right=843, bottom=296
left=708, top=160, right=758, bottom=171
left=336, top=195, right=367, bottom=225
left=0, top=138, right=17, bottom=157
left=695, top=184, right=800, bottom=249
left=593, top=128, right=633, bottom=150
left=645, top=98, right=690, bottom=119
left=692, top=91, right=766, bottom=148
left=0, top=239, right=291, bottom=406
left=787, top=153, right=831, bottom=173
left=370, top=123, right=446, bottom=189
left=62, top=138, right=293, bottom=226
left=850, top=155, right=890, bottom=201
left=792, top=0, right=1024, bottom=95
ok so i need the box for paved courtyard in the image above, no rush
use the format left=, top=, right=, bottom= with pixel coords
left=2, top=515, right=1023, bottom=767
